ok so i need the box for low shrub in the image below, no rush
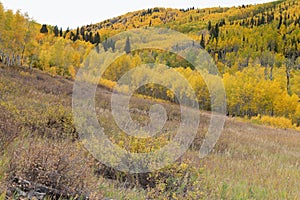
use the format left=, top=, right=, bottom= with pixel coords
left=260, top=116, right=293, bottom=129
left=4, top=138, right=101, bottom=199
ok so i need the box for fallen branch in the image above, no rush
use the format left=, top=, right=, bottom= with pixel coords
left=8, top=176, right=89, bottom=200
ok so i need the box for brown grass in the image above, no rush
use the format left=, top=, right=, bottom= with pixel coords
left=0, top=66, right=300, bottom=199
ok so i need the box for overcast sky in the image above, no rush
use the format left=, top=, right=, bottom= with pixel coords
left=1, top=0, right=274, bottom=29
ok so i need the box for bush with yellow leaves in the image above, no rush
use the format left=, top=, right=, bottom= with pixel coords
left=260, top=116, right=294, bottom=129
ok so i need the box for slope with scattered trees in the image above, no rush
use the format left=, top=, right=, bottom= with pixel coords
left=1, top=0, right=300, bottom=199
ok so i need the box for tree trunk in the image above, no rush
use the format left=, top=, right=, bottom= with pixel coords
left=21, top=46, right=26, bottom=66
left=270, top=65, right=274, bottom=80
left=286, top=65, right=291, bottom=95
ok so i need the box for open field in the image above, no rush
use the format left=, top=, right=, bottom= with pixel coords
left=0, top=66, right=299, bottom=199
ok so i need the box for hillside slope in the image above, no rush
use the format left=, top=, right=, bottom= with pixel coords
left=1, top=66, right=300, bottom=199
left=0, top=0, right=300, bottom=198
left=0, top=0, right=300, bottom=126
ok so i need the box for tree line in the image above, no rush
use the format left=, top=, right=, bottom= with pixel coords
left=0, top=1, right=299, bottom=127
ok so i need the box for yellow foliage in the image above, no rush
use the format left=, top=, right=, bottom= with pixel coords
left=68, top=65, right=76, bottom=78
left=19, top=71, right=32, bottom=77
left=274, top=94, right=299, bottom=118
left=47, top=67, right=57, bottom=76
left=99, top=78, right=117, bottom=89
left=294, top=105, right=300, bottom=126
left=260, top=116, right=293, bottom=129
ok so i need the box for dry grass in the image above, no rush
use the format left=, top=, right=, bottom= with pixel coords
left=5, top=138, right=101, bottom=199
left=0, top=66, right=300, bottom=199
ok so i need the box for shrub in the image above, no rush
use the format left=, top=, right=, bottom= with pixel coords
left=294, top=105, right=300, bottom=126
left=4, top=138, right=101, bottom=199
left=99, top=78, right=116, bottom=90
left=260, top=116, right=293, bottom=129
left=250, top=115, right=262, bottom=125
left=146, top=163, right=206, bottom=199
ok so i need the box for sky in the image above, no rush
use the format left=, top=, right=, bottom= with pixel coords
left=0, top=0, right=274, bottom=29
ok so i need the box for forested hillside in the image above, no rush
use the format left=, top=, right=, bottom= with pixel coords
left=1, top=1, right=300, bottom=199
left=1, top=64, right=300, bottom=199
left=1, top=0, right=299, bottom=127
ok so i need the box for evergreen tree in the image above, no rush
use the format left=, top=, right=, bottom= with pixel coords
left=109, top=39, right=116, bottom=51
left=124, top=36, right=131, bottom=54
left=64, top=27, right=70, bottom=39
left=53, top=25, right=59, bottom=37
left=59, top=28, right=63, bottom=37
left=200, top=34, right=205, bottom=48
left=40, top=24, right=48, bottom=34
left=208, top=20, right=212, bottom=31
left=70, top=32, right=75, bottom=41
left=95, top=44, right=100, bottom=53
left=89, top=32, right=94, bottom=43
left=74, top=27, right=80, bottom=41
left=250, top=17, right=254, bottom=26
left=94, top=32, right=101, bottom=44
left=278, top=15, right=283, bottom=29
left=103, top=38, right=108, bottom=51
left=261, top=15, right=265, bottom=25
left=215, top=23, right=219, bottom=38
left=80, top=27, right=85, bottom=38
left=84, top=32, right=89, bottom=42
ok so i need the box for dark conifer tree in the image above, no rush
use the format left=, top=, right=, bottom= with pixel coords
left=64, top=27, right=70, bottom=39
left=70, top=32, right=75, bottom=41
left=95, top=44, right=100, bottom=53
left=89, top=32, right=94, bottom=43
left=84, top=32, right=89, bottom=42
left=208, top=21, right=212, bottom=31
left=103, top=38, right=108, bottom=51
left=40, top=24, right=48, bottom=34
left=59, top=28, right=63, bottom=37
left=110, top=39, right=116, bottom=51
left=200, top=34, right=205, bottom=48
left=250, top=17, right=254, bottom=26
left=74, top=27, right=80, bottom=41
left=213, top=23, right=219, bottom=39
left=53, top=25, right=59, bottom=37
left=261, top=15, right=265, bottom=25
left=94, top=32, right=101, bottom=44
left=124, top=36, right=131, bottom=54
left=80, top=27, right=85, bottom=38
left=278, top=15, right=283, bottom=29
